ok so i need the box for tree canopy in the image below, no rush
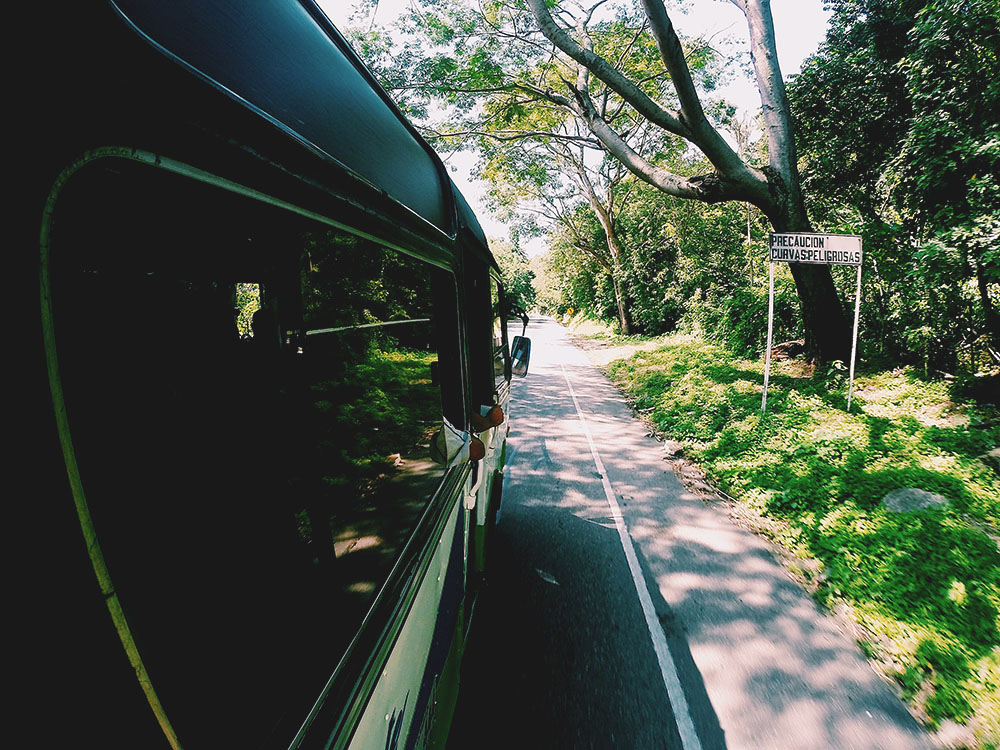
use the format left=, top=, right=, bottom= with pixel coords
left=790, top=0, right=1000, bottom=370
left=345, top=0, right=998, bottom=373
left=351, top=0, right=853, bottom=360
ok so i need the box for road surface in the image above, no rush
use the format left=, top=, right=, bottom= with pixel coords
left=448, top=317, right=929, bottom=750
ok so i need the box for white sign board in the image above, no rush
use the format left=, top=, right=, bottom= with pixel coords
left=761, top=232, right=864, bottom=414
left=769, top=233, right=862, bottom=266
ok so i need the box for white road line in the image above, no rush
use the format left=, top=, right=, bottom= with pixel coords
left=561, top=364, right=703, bottom=750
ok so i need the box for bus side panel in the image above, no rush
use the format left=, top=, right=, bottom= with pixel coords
left=347, top=497, right=466, bottom=750
left=466, top=274, right=512, bottom=586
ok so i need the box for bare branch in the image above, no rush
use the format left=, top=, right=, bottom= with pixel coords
left=525, top=0, right=692, bottom=141
left=736, top=0, right=802, bottom=207
left=612, top=21, right=648, bottom=73
left=638, top=0, right=750, bottom=179
left=422, top=125, right=601, bottom=147
left=573, top=95, right=700, bottom=199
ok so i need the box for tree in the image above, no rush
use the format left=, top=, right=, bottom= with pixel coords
left=789, top=0, right=1000, bottom=370
left=896, top=0, right=1000, bottom=362
left=480, top=126, right=642, bottom=332
left=529, top=251, right=562, bottom=314
left=488, top=236, right=538, bottom=313
left=368, top=0, right=852, bottom=361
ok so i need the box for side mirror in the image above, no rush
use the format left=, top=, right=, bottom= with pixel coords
left=511, top=335, right=531, bottom=377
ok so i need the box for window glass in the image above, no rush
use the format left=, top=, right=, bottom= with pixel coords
left=294, top=232, right=456, bottom=577
left=490, top=275, right=508, bottom=384
left=49, top=164, right=462, bottom=747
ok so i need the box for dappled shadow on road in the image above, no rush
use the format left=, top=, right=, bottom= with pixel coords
left=453, top=317, right=927, bottom=750
left=548, top=358, right=929, bottom=749
left=451, top=322, right=696, bottom=749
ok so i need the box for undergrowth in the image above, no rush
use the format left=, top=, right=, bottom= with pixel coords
left=604, top=333, right=1000, bottom=744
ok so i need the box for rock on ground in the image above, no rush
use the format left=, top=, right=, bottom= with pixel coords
left=881, top=488, right=950, bottom=513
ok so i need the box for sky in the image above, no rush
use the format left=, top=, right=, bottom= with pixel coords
left=319, top=0, right=831, bottom=251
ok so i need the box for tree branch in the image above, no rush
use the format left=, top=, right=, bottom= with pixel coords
left=525, top=0, right=693, bottom=141
left=422, top=125, right=601, bottom=147
left=639, top=0, right=756, bottom=181
left=731, top=0, right=806, bottom=222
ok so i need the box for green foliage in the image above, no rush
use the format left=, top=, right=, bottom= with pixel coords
left=541, top=235, right=610, bottom=317
left=533, top=165, right=785, bottom=350
left=685, top=282, right=799, bottom=357
left=489, top=237, right=537, bottom=312
left=789, top=0, right=1000, bottom=372
left=606, top=333, right=1000, bottom=730
left=297, top=230, right=444, bottom=501
left=235, top=282, right=260, bottom=337
left=313, top=347, right=440, bottom=487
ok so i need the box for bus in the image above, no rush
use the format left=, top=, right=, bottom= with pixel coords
left=23, top=1, right=530, bottom=747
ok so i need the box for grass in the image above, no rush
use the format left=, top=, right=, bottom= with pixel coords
left=560, top=311, right=620, bottom=338
left=602, top=333, right=1000, bottom=744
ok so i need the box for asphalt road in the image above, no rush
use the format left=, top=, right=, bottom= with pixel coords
left=448, top=317, right=930, bottom=750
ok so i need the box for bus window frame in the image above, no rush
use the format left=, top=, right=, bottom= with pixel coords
left=489, top=272, right=512, bottom=386
left=40, top=147, right=478, bottom=749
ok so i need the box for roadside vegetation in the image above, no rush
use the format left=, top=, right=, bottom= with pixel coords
left=571, top=320, right=1000, bottom=744
left=342, top=0, right=1000, bottom=741
left=349, top=0, right=999, bottom=371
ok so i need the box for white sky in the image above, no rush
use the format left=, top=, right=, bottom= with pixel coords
left=319, top=0, right=831, bottom=250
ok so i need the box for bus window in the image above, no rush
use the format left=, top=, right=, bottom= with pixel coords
left=295, top=230, right=464, bottom=583
left=47, top=160, right=465, bottom=747
left=490, top=275, right=509, bottom=385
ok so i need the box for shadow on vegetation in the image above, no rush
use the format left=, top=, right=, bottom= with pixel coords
left=455, top=318, right=934, bottom=749
left=608, top=337, right=1000, bottom=726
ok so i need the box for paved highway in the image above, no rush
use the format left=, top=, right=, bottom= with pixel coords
left=448, top=317, right=929, bottom=750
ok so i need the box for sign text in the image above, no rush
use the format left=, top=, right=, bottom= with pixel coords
left=769, top=233, right=862, bottom=266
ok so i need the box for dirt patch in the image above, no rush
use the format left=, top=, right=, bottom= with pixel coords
left=567, top=333, right=665, bottom=367
left=915, top=401, right=970, bottom=428
left=854, top=382, right=971, bottom=428
left=853, top=385, right=899, bottom=403
left=770, top=339, right=805, bottom=359
left=777, top=359, right=816, bottom=379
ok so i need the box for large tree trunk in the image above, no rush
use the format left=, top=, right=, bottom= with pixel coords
left=602, top=223, right=632, bottom=335
left=611, top=263, right=632, bottom=335
left=975, top=261, right=1000, bottom=362
left=585, top=185, right=633, bottom=336
left=787, top=264, right=851, bottom=363
left=771, top=210, right=852, bottom=364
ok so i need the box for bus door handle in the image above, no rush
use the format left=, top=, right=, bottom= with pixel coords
left=465, top=462, right=484, bottom=510
left=465, top=437, right=486, bottom=510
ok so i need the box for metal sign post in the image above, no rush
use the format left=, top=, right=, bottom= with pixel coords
left=762, top=233, right=863, bottom=414
left=761, top=260, right=775, bottom=413
left=847, top=263, right=863, bottom=410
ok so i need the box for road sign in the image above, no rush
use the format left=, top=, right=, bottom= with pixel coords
left=761, top=232, right=865, bottom=414
left=769, top=233, right=862, bottom=266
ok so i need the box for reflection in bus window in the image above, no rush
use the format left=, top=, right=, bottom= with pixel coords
left=490, top=276, right=507, bottom=384
left=50, top=173, right=463, bottom=747
left=295, top=232, right=454, bottom=592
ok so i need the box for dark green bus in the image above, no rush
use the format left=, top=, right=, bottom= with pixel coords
left=22, top=2, right=529, bottom=747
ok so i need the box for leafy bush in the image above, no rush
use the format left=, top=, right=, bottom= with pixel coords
left=607, top=334, right=1000, bottom=731
left=686, top=280, right=801, bottom=358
